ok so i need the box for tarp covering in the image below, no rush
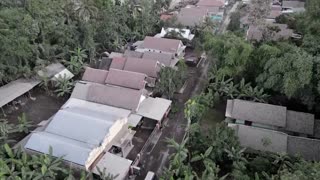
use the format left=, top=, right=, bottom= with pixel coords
left=0, top=78, right=40, bottom=108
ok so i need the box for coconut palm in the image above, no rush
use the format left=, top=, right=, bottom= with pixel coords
left=75, top=0, right=98, bottom=22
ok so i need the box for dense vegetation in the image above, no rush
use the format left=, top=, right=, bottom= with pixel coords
left=0, top=0, right=168, bottom=84
left=164, top=0, right=320, bottom=179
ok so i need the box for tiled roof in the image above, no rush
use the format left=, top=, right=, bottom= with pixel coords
left=105, top=68, right=147, bottom=90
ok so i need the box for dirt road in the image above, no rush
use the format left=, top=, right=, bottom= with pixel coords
left=134, top=2, right=239, bottom=179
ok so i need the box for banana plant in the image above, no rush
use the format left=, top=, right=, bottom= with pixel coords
left=17, top=113, right=34, bottom=134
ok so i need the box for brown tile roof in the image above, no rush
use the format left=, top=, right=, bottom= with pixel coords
left=110, top=57, right=127, bottom=70
left=124, top=57, right=160, bottom=78
left=160, top=14, right=173, bottom=21
left=272, top=5, right=282, bottom=11
left=197, top=0, right=224, bottom=7
left=124, top=50, right=143, bottom=58
left=82, top=67, right=109, bottom=84
left=247, top=24, right=293, bottom=41
left=142, top=51, right=175, bottom=67
left=267, top=10, right=282, bottom=19
left=177, top=7, right=208, bottom=27
left=141, top=36, right=181, bottom=54
left=87, top=83, right=145, bottom=111
left=105, top=68, right=147, bottom=90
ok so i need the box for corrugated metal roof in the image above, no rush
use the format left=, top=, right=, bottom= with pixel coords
left=93, top=152, right=132, bottom=180
left=229, top=124, right=288, bottom=153
left=227, top=99, right=287, bottom=127
left=45, top=110, right=115, bottom=146
left=286, top=110, right=314, bottom=135
left=62, top=98, right=131, bottom=118
left=25, top=131, right=93, bottom=165
left=0, top=78, right=41, bottom=108
left=137, top=97, right=172, bottom=121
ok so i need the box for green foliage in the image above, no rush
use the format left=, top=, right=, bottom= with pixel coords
left=184, top=89, right=215, bottom=123
left=204, top=33, right=253, bottom=80
left=155, top=63, right=187, bottom=99
left=0, top=0, right=164, bottom=84
left=17, top=113, right=34, bottom=134
left=54, top=75, right=74, bottom=97
left=208, top=73, right=269, bottom=103
left=0, top=120, right=15, bottom=144
left=0, top=144, right=67, bottom=180
left=63, top=48, right=87, bottom=75
left=227, top=12, right=240, bottom=32
left=256, top=48, right=314, bottom=99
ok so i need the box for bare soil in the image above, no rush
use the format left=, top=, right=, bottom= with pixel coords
left=0, top=87, right=66, bottom=142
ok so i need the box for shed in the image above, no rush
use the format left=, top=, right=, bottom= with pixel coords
left=0, top=78, right=41, bottom=108
left=93, top=152, right=133, bottom=180
left=229, top=124, right=288, bottom=153
left=226, top=99, right=287, bottom=127
left=286, top=110, right=315, bottom=135
left=37, top=62, right=74, bottom=81
left=137, top=97, right=172, bottom=121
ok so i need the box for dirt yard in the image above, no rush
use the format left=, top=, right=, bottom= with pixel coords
left=0, top=87, right=66, bottom=141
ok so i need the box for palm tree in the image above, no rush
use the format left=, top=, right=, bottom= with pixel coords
left=75, top=0, right=98, bottom=22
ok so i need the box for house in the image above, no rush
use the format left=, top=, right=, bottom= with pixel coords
left=282, top=0, right=305, bottom=13
left=0, top=63, right=73, bottom=113
left=266, top=9, right=282, bottom=22
left=110, top=57, right=161, bottom=78
left=229, top=123, right=320, bottom=161
left=226, top=99, right=320, bottom=161
left=176, top=7, right=208, bottom=27
left=72, top=82, right=147, bottom=112
left=154, top=27, right=195, bottom=41
left=136, top=36, right=186, bottom=58
left=196, top=0, right=227, bottom=8
left=246, top=23, right=294, bottom=41
left=142, top=51, right=178, bottom=67
left=226, top=99, right=315, bottom=135
left=124, top=50, right=144, bottom=58
left=25, top=98, right=133, bottom=170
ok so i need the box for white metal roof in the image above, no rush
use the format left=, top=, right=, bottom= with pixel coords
left=62, top=98, right=131, bottom=119
left=137, top=97, right=172, bottom=121
left=25, top=131, right=93, bottom=165
left=25, top=98, right=131, bottom=167
left=0, top=78, right=41, bottom=108
left=45, top=110, right=115, bottom=146
left=128, top=114, right=143, bottom=127
left=93, top=152, right=132, bottom=180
